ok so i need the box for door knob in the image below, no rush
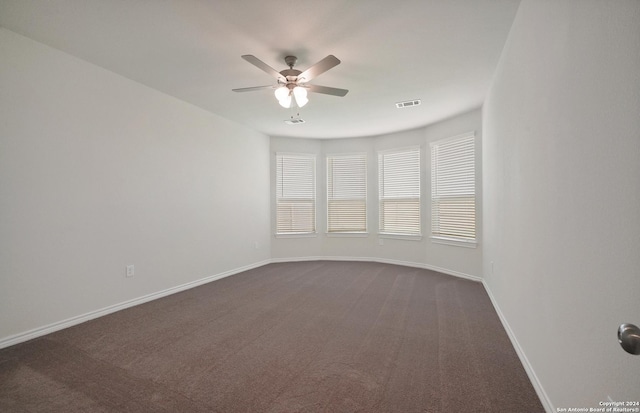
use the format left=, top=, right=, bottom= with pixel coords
left=618, top=323, right=640, bottom=355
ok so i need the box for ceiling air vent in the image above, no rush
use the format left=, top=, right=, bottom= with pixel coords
left=395, top=99, right=421, bottom=109
left=284, top=118, right=305, bottom=125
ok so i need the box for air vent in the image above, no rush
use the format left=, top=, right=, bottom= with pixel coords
left=395, top=99, right=421, bottom=109
left=284, top=118, right=305, bottom=125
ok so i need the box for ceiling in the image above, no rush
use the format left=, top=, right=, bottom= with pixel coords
left=0, top=0, right=521, bottom=139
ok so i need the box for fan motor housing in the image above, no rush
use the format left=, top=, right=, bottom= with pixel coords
left=280, top=56, right=302, bottom=81
left=280, top=69, right=302, bottom=78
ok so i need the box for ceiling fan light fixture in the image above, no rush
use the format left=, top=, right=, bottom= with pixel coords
left=275, top=86, right=292, bottom=108
left=274, top=86, right=288, bottom=100
left=293, top=86, right=308, bottom=107
left=278, top=94, right=292, bottom=108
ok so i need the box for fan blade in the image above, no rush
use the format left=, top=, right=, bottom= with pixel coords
left=298, top=55, right=341, bottom=82
left=241, top=55, right=285, bottom=81
left=232, top=85, right=275, bottom=92
left=306, top=84, right=349, bottom=97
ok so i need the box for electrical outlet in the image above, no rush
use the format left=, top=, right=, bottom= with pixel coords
left=126, top=265, right=134, bottom=277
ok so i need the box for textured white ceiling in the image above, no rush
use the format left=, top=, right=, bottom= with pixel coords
left=0, top=0, right=521, bottom=139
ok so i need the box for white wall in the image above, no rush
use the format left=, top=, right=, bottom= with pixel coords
left=483, top=0, right=640, bottom=410
left=0, top=28, right=272, bottom=344
left=271, top=108, right=483, bottom=278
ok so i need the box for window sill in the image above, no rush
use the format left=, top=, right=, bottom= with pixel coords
left=430, top=236, right=477, bottom=248
left=379, top=233, right=423, bottom=241
left=275, top=232, right=318, bottom=239
left=326, top=232, right=369, bottom=238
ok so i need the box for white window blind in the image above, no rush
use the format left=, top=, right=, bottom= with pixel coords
left=276, top=153, right=316, bottom=235
left=327, top=154, right=367, bottom=233
left=430, top=133, right=476, bottom=243
left=378, top=147, right=421, bottom=236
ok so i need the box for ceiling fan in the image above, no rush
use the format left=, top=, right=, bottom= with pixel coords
left=232, top=54, right=349, bottom=108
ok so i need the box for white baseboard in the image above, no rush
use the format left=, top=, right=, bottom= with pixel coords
left=482, top=281, right=554, bottom=413
left=0, top=259, right=271, bottom=350
left=378, top=258, right=483, bottom=282
left=270, top=255, right=482, bottom=282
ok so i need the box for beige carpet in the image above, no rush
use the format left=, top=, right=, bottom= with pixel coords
left=0, top=261, right=544, bottom=412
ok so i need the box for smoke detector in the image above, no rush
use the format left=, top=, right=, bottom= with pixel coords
left=395, top=99, right=421, bottom=109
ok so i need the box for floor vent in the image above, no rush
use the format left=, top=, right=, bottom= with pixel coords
left=395, top=99, right=421, bottom=109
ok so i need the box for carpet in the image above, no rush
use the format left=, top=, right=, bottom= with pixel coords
left=0, top=261, right=544, bottom=412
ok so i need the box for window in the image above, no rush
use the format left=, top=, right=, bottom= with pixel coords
left=430, top=132, right=476, bottom=246
left=378, top=147, right=421, bottom=237
left=327, top=154, right=367, bottom=234
left=276, top=153, right=316, bottom=235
